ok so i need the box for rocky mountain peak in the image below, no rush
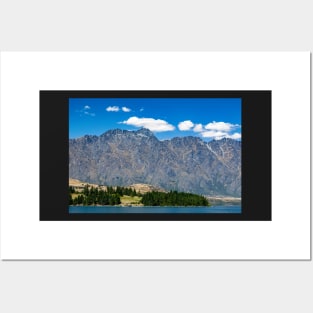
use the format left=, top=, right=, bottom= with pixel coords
left=69, top=129, right=241, bottom=196
left=135, top=128, right=155, bottom=137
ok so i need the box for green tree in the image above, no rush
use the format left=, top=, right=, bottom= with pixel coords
left=141, top=190, right=210, bottom=207
left=69, top=193, right=73, bottom=205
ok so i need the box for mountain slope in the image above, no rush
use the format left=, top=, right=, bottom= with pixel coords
left=69, top=128, right=241, bottom=196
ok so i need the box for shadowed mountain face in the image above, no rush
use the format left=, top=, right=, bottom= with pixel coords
left=69, top=128, right=241, bottom=196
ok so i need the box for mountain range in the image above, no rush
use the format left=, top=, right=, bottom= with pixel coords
left=69, top=128, right=241, bottom=196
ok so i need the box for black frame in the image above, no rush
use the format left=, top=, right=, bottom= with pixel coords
left=40, top=91, right=271, bottom=221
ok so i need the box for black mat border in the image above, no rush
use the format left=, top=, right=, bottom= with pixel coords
left=40, top=90, right=271, bottom=221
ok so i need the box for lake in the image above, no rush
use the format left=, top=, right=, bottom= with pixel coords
left=69, top=205, right=241, bottom=214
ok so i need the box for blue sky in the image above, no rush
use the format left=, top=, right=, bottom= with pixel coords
left=69, top=98, right=241, bottom=141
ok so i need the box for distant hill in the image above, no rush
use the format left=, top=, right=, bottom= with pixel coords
left=69, top=178, right=165, bottom=194
left=69, top=178, right=105, bottom=190
left=69, top=128, right=241, bottom=196
left=127, top=183, right=166, bottom=194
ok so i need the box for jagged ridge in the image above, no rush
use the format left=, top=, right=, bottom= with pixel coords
left=69, top=128, right=241, bottom=196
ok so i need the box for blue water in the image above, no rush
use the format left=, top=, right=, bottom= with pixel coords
left=69, top=205, right=241, bottom=214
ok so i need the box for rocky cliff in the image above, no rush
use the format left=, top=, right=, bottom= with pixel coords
left=69, top=128, right=241, bottom=196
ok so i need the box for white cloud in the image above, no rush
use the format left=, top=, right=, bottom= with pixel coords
left=77, top=105, right=95, bottom=117
left=84, top=111, right=95, bottom=117
left=106, top=106, right=120, bottom=112
left=193, top=123, right=204, bottom=132
left=226, top=132, right=241, bottom=140
left=200, top=130, right=241, bottom=140
left=106, top=106, right=132, bottom=112
left=121, top=116, right=175, bottom=132
left=201, top=130, right=228, bottom=138
left=205, top=121, right=240, bottom=132
left=122, top=106, right=131, bottom=112
left=178, top=120, right=194, bottom=131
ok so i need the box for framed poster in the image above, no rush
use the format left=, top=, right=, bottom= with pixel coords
left=0, top=52, right=310, bottom=260
left=40, top=90, right=271, bottom=221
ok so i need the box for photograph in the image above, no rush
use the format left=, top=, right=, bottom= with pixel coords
left=69, top=97, right=242, bottom=214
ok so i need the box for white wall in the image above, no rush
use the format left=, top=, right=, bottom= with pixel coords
left=0, top=1, right=312, bottom=312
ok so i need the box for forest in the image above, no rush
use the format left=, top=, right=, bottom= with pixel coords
left=69, top=185, right=210, bottom=207
left=140, top=190, right=210, bottom=206
left=69, top=185, right=138, bottom=206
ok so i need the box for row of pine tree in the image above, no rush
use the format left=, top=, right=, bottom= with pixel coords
left=140, top=190, right=209, bottom=206
left=69, top=185, right=210, bottom=206
left=69, top=185, right=139, bottom=206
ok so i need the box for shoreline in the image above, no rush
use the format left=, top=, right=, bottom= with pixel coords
left=205, top=196, right=241, bottom=205
left=68, top=204, right=212, bottom=207
left=68, top=204, right=241, bottom=208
